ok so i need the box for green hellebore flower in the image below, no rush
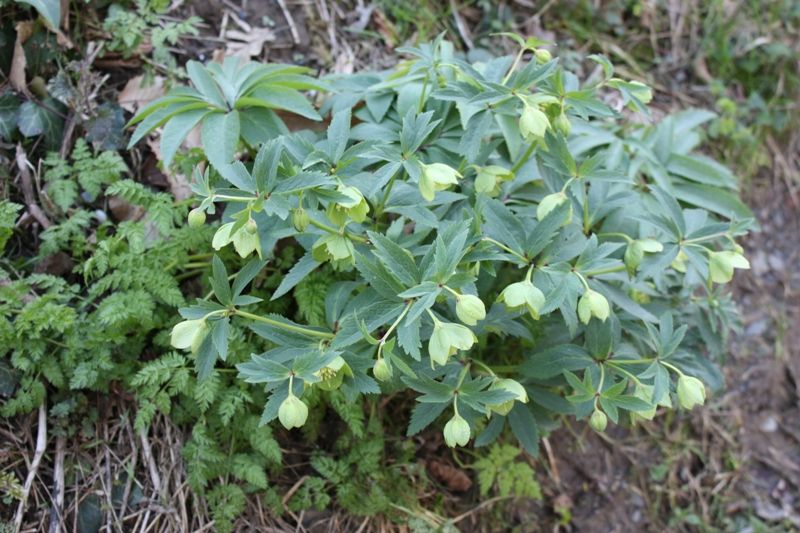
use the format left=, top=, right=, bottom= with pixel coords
left=474, top=165, right=514, bottom=196
left=577, top=288, right=610, bottom=324
left=212, top=222, right=262, bottom=258
left=631, top=383, right=672, bottom=421
left=419, top=163, right=461, bottom=202
left=498, top=279, right=546, bottom=319
left=278, top=393, right=309, bottom=429
left=624, top=238, right=664, bottom=275
left=170, top=319, right=208, bottom=353
left=292, top=207, right=310, bottom=232
left=488, top=378, right=529, bottom=416
left=455, top=294, right=486, bottom=326
left=443, top=413, right=471, bottom=447
left=245, top=218, right=258, bottom=235
left=519, top=103, right=550, bottom=139
left=187, top=208, right=206, bottom=228
left=671, top=249, right=688, bottom=273
left=312, top=234, right=355, bottom=263
left=315, top=356, right=351, bottom=391
left=372, top=358, right=392, bottom=382
left=676, top=375, right=706, bottom=410
left=335, top=185, right=370, bottom=223
left=428, top=321, right=476, bottom=367
left=589, top=408, right=608, bottom=432
left=536, top=191, right=571, bottom=226
left=708, top=250, right=750, bottom=284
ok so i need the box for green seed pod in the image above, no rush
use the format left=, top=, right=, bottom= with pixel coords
left=187, top=208, right=206, bottom=228
left=278, top=394, right=309, bottom=429
left=577, top=289, right=610, bottom=324
left=589, top=408, right=608, bottom=432
left=455, top=294, right=486, bottom=326
left=372, top=358, right=392, bottom=382
left=292, top=207, right=310, bottom=232
left=443, top=413, right=471, bottom=447
left=554, top=112, right=571, bottom=136
left=676, top=375, right=706, bottom=410
left=534, top=48, right=552, bottom=64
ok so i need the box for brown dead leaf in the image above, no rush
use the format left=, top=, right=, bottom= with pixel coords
left=225, top=27, right=276, bottom=58
left=427, top=460, right=472, bottom=492
left=10, top=21, right=34, bottom=94
left=118, top=75, right=166, bottom=113
left=145, top=137, right=193, bottom=201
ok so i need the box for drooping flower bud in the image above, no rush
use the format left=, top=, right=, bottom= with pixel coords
left=708, top=250, right=750, bottom=284
left=419, top=163, right=461, bottom=201
left=232, top=225, right=261, bottom=258
left=589, top=408, right=608, bottom=432
left=372, top=358, right=392, bottom=382
left=498, top=279, right=546, bottom=319
left=676, top=375, right=706, bottom=410
left=671, top=249, right=688, bottom=273
left=292, top=207, right=310, bottom=232
left=554, top=112, right=571, bottom=136
left=335, top=185, right=370, bottom=223
left=245, top=218, right=258, bottom=235
left=455, top=294, right=486, bottom=326
left=488, top=378, right=529, bottom=416
left=278, top=393, right=309, bottom=429
left=170, top=319, right=208, bottom=351
left=187, top=208, right=206, bottom=228
left=534, top=48, right=552, bottom=64
left=577, top=288, right=610, bottom=324
left=519, top=104, right=550, bottom=139
left=443, top=413, right=471, bottom=447
left=624, top=238, right=664, bottom=275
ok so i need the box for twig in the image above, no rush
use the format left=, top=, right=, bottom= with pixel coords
left=13, top=404, right=48, bottom=533
left=542, top=436, right=561, bottom=485
left=276, top=0, right=300, bottom=45
left=14, top=144, right=51, bottom=229
left=47, top=435, right=66, bottom=533
left=138, top=425, right=162, bottom=495
left=449, top=0, right=474, bottom=50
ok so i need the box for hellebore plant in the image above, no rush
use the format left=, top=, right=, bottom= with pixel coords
left=143, top=33, right=753, bottom=452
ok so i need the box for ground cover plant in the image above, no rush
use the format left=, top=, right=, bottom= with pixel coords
left=3, top=0, right=792, bottom=530
left=130, top=34, right=754, bottom=453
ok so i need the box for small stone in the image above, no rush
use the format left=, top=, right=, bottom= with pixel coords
left=760, top=415, right=778, bottom=433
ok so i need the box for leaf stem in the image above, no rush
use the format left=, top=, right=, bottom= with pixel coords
left=481, top=237, right=529, bottom=264
left=234, top=309, right=335, bottom=339
left=510, top=142, right=536, bottom=174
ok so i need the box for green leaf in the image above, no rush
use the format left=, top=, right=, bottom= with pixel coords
left=202, top=111, right=240, bottom=169
left=367, top=232, right=419, bottom=287
left=507, top=403, right=539, bottom=457
left=18, top=0, right=60, bottom=29
left=519, top=345, right=593, bottom=379
left=407, top=401, right=448, bottom=436
left=210, top=256, right=232, bottom=304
